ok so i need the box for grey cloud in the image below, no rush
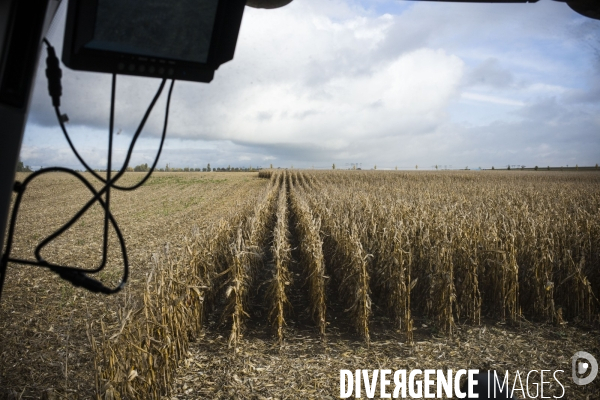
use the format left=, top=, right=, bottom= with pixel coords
left=368, top=99, right=383, bottom=109
left=515, top=97, right=563, bottom=121
left=228, top=139, right=337, bottom=165
left=464, top=58, right=514, bottom=89
left=567, top=18, right=600, bottom=45
left=564, top=75, right=600, bottom=104
left=20, top=137, right=275, bottom=170
left=512, top=97, right=595, bottom=127
left=374, top=15, right=433, bottom=61
left=566, top=86, right=600, bottom=104
left=291, top=109, right=320, bottom=119
left=301, top=45, right=380, bottom=89
left=20, top=145, right=108, bottom=170
left=256, top=111, right=273, bottom=120
left=461, top=117, right=600, bottom=167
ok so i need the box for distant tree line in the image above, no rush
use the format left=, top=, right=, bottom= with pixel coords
left=15, top=159, right=32, bottom=172
left=128, top=163, right=260, bottom=172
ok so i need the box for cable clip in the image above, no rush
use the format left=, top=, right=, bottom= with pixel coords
left=50, top=267, right=112, bottom=294
left=13, top=181, right=23, bottom=193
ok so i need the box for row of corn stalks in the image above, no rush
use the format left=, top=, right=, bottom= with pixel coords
left=288, top=177, right=327, bottom=337
left=286, top=170, right=599, bottom=342
left=267, top=174, right=292, bottom=343
left=221, top=173, right=281, bottom=349
left=293, top=171, right=373, bottom=344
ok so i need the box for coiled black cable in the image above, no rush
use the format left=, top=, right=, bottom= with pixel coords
left=0, top=39, right=176, bottom=300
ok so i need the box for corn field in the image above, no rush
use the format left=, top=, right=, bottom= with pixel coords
left=93, top=170, right=600, bottom=398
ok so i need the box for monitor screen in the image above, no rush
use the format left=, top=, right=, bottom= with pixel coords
left=62, top=0, right=247, bottom=83
left=88, top=0, right=219, bottom=64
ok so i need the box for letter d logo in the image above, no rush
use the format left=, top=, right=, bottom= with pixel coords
left=572, top=351, right=598, bottom=385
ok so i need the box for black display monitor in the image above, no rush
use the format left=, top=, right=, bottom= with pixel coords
left=62, top=0, right=247, bottom=83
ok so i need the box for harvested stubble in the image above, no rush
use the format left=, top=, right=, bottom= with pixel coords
left=173, top=322, right=600, bottom=399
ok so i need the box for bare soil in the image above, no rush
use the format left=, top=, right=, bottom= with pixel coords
left=172, top=321, right=600, bottom=399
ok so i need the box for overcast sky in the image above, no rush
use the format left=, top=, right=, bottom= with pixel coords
left=22, top=0, right=600, bottom=170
